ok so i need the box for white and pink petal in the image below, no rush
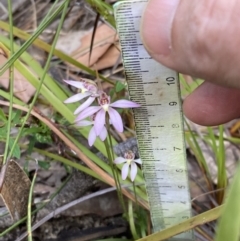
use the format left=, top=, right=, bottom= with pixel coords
left=76, top=106, right=101, bottom=121
left=110, top=99, right=140, bottom=108
left=114, top=157, right=126, bottom=164
left=64, top=92, right=91, bottom=104
left=88, top=127, right=97, bottom=146
left=134, top=159, right=142, bottom=165
left=108, top=107, right=124, bottom=133
left=75, top=120, right=93, bottom=127
left=130, top=162, right=137, bottom=182
left=64, top=80, right=84, bottom=89
left=99, top=126, right=107, bottom=141
left=121, top=163, right=129, bottom=180
left=94, top=109, right=106, bottom=136
left=74, top=96, right=96, bottom=115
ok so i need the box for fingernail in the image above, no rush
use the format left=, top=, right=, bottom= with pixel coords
left=141, top=0, right=180, bottom=56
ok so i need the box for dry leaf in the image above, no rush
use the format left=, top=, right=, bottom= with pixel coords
left=93, top=43, right=121, bottom=70
left=0, top=49, right=36, bottom=103
left=56, top=31, right=88, bottom=55
left=70, top=24, right=118, bottom=68
left=0, top=160, right=31, bottom=221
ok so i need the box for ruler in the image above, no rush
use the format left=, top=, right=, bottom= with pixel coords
left=114, top=1, right=194, bottom=240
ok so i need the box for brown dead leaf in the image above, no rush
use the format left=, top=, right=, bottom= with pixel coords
left=70, top=24, right=118, bottom=69
left=93, top=43, right=121, bottom=70
left=0, top=160, right=31, bottom=221
left=0, top=49, right=35, bottom=103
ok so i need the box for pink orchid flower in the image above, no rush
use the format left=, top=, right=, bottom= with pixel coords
left=64, top=80, right=99, bottom=114
left=76, top=92, right=140, bottom=135
left=76, top=114, right=107, bottom=146
left=114, top=150, right=142, bottom=182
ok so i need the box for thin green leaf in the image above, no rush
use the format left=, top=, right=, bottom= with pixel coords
left=216, top=125, right=227, bottom=203
left=215, top=164, right=240, bottom=241
left=207, top=127, right=218, bottom=158
left=137, top=206, right=222, bottom=241
left=22, top=127, right=43, bottom=136
left=38, top=161, right=51, bottom=170
left=115, top=81, right=126, bottom=92
left=11, top=110, right=22, bottom=124
left=0, top=109, right=7, bottom=122
left=0, top=125, right=7, bottom=137
left=8, top=138, right=20, bottom=159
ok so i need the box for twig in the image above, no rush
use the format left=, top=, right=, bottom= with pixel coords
left=30, top=0, right=37, bottom=30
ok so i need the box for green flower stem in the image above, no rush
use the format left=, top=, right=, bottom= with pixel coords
left=128, top=200, right=139, bottom=240
left=105, top=115, right=129, bottom=215
left=104, top=136, right=127, bottom=214
left=3, top=0, right=14, bottom=164
left=27, top=163, right=38, bottom=241
left=133, top=181, right=139, bottom=211
left=107, top=122, right=127, bottom=208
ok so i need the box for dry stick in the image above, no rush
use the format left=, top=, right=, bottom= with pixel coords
left=0, top=100, right=149, bottom=210
left=15, top=185, right=127, bottom=241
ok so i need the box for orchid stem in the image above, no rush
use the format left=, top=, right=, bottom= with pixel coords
left=105, top=115, right=127, bottom=215
left=133, top=181, right=139, bottom=211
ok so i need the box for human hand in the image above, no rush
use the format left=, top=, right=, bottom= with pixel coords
left=141, top=0, right=240, bottom=126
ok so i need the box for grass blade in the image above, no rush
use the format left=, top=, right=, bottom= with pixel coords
left=215, top=164, right=240, bottom=241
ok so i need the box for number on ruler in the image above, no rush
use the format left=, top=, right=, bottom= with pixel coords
left=178, top=185, right=185, bottom=189
left=174, top=147, right=181, bottom=151
left=169, top=101, right=177, bottom=106
left=166, top=77, right=175, bottom=85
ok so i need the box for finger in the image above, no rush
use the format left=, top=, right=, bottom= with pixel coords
left=141, top=0, right=240, bottom=88
left=183, top=82, right=240, bottom=125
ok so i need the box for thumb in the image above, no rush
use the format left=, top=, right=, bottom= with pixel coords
left=141, top=0, right=240, bottom=88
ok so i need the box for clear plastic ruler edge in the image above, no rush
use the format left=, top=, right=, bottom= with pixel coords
left=114, top=1, right=194, bottom=241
